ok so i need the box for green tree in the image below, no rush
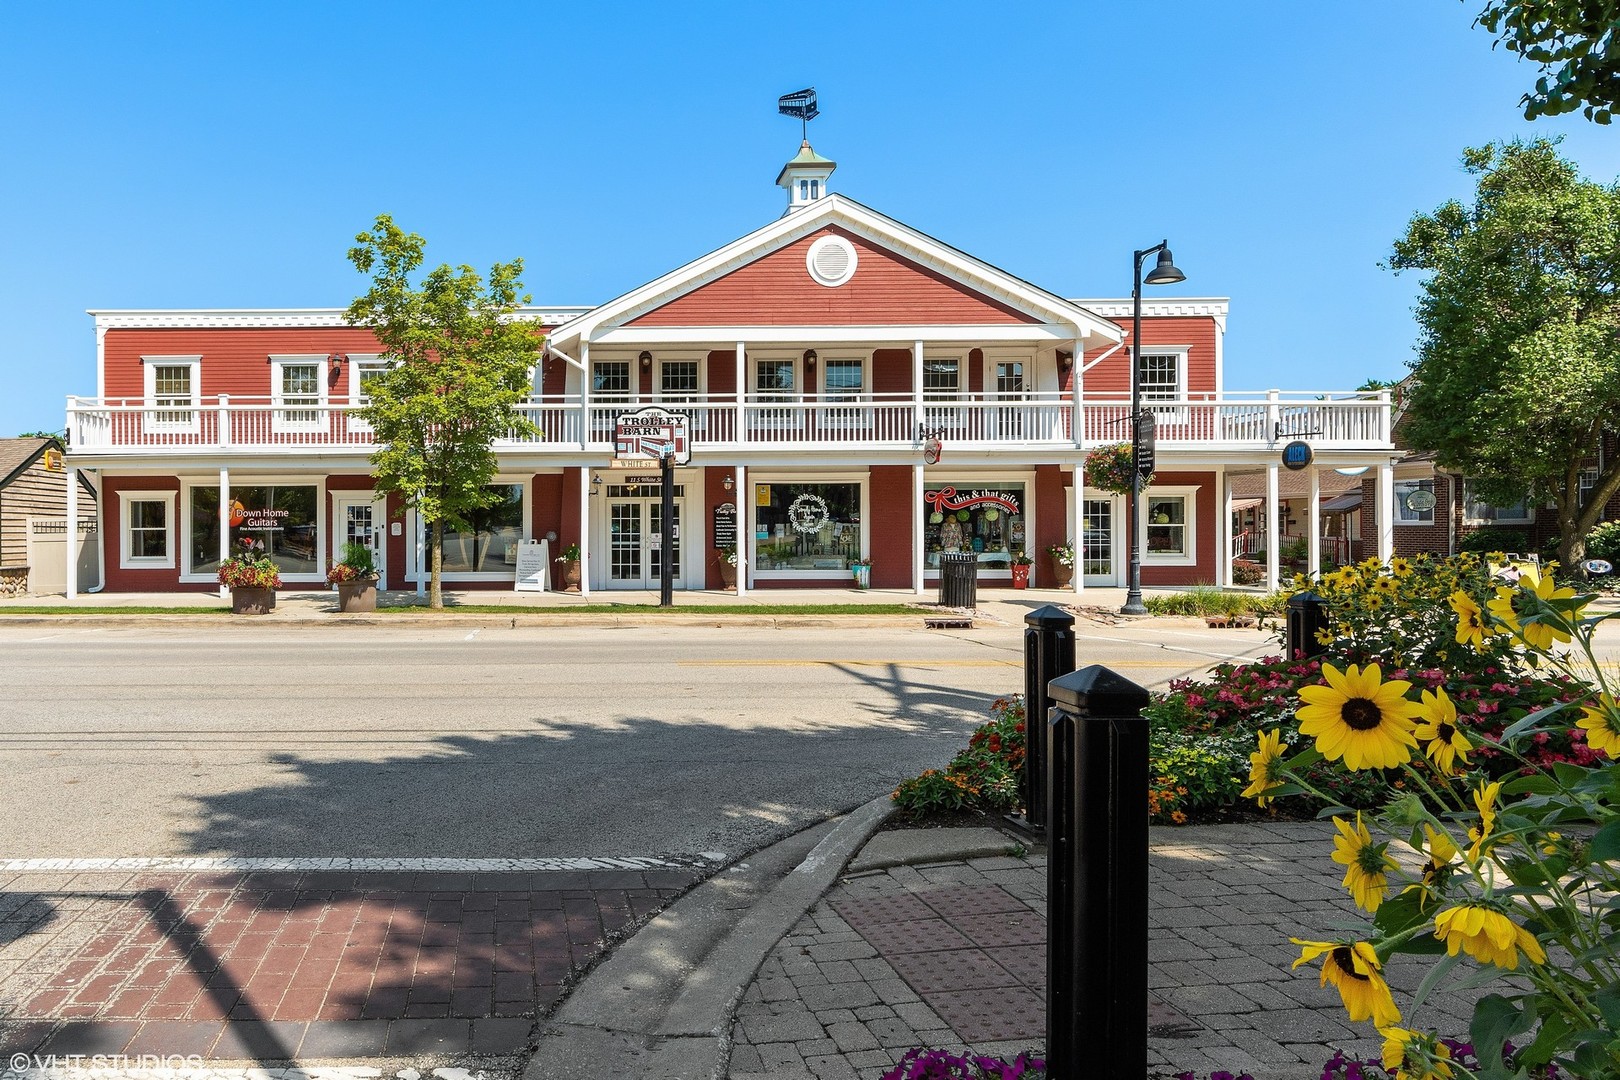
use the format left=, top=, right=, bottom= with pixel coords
left=1477, top=0, right=1620, bottom=123
left=345, top=215, right=542, bottom=609
left=1388, top=140, right=1620, bottom=568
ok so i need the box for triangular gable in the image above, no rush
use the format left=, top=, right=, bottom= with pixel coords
left=546, top=195, right=1123, bottom=348
left=627, top=226, right=1038, bottom=327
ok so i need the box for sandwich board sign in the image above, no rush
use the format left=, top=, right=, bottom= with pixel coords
left=513, top=539, right=550, bottom=592
left=613, top=407, right=691, bottom=465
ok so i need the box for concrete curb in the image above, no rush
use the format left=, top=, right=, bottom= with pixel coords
left=845, top=825, right=1031, bottom=874
left=0, top=613, right=937, bottom=631
left=522, top=796, right=894, bottom=1080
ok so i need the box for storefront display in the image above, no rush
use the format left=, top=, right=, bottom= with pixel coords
left=923, top=484, right=1025, bottom=571
left=432, top=484, right=524, bottom=572
left=192, top=484, right=319, bottom=577
left=752, top=483, right=861, bottom=572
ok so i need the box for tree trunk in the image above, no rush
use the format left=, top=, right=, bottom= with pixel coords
left=431, top=516, right=444, bottom=610
left=1558, top=458, right=1620, bottom=571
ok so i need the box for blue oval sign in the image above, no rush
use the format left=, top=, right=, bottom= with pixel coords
left=1281, top=441, right=1314, bottom=471
left=1581, top=558, right=1613, bottom=576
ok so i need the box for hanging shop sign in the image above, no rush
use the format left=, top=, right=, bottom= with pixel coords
left=1136, top=411, right=1157, bottom=479
left=1281, top=440, right=1314, bottom=471
left=923, top=437, right=942, bottom=465
left=925, top=487, right=1021, bottom=516
left=1405, top=488, right=1437, bottom=512
left=613, top=407, right=691, bottom=464
left=713, top=502, right=738, bottom=547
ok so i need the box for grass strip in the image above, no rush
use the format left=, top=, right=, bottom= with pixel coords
left=377, top=603, right=928, bottom=615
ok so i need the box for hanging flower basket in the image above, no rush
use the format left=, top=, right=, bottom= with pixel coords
left=1084, top=441, right=1148, bottom=496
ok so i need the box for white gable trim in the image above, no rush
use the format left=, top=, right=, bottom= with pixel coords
left=548, top=195, right=1124, bottom=348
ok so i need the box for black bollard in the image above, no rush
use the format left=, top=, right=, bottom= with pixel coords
left=1286, top=589, right=1329, bottom=659
left=1019, top=605, right=1075, bottom=831
left=1045, top=665, right=1150, bottom=1080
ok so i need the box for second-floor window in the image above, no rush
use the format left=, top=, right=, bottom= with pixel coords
left=271, top=358, right=325, bottom=430
left=660, top=360, right=699, bottom=404
left=141, top=355, right=201, bottom=433
left=1138, top=353, right=1181, bottom=402
left=593, top=361, right=631, bottom=400
left=923, top=358, right=960, bottom=399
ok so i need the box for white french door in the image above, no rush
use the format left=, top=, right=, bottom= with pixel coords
left=332, top=494, right=386, bottom=588
left=605, top=488, right=684, bottom=589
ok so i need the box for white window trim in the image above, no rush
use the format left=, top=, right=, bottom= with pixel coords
left=922, top=354, right=967, bottom=430
left=141, top=355, right=202, bottom=434
left=747, top=472, right=870, bottom=581
left=654, top=352, right=708, bottom=433
left=920, top=472, right=1035, bottom=579
left=406, top=478, right=532, bottom=582
left=1395, top=480, right=1436, bottom=527
left=818, top=355, right=871, bottom=430
left=1140, top=484, right=1197, bottom=566
left=180, top=476, right=328, bottom=584
left=1462, top=481, right=1535, bottom=525
left=1135, top=346, right=1190, bottom=422
left=118, top=491, right=177, bottom=570
left=346, top=354, right=386, bottom=433
left=270, top=354, right=330, bottom=433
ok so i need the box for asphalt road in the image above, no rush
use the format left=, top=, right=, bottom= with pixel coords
left=0, top=621, right=1273, bottom=862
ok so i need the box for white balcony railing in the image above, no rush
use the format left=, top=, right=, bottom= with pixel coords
left=65, top=390, right=1392, bottom=455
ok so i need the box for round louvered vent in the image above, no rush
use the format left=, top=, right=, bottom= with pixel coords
left=806, top=235, right=858, bottom=287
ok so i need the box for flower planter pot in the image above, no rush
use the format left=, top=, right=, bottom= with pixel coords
left=1011, top=564, right=1031, bottom=589
left=231, top=586, right=276, bottom=615
left=561, top=559, right=581, bottom=591
left=336, top=580, right=377, bottom=613
left=718, top=561, right=737, bottom=589
left=852, top=565, right=871, bottom=590
left=1053, top=562, right=1074, bottom=589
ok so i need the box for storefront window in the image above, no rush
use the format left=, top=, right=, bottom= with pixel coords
left=431, top=484, right=525, bottom=572
left=1146, top=496, right=1188, bottom=556
left=752, top=483, right=860, bottom=571
left=192, top=485, right=319, bottom=577
left=924, top=485, right=1026, bottom=570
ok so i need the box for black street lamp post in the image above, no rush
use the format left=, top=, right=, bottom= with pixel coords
left=1121, top=240, right=1185, bottom=616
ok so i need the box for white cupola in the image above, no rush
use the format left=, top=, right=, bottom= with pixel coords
left=776, top=140, right=836, bottom=214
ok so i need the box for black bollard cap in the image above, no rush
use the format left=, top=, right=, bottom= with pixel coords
left=1024, top=604, right=1077, bottom=630
left=1048, top=664, right=1150, bottom=718
left=1287, top=590, right=1326, bottom=611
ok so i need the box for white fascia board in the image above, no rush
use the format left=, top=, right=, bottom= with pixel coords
left=88, top=306, right=592, bottom=331
left=589, top=324, right=1076, bottom=345
left=549, top=195, right=1124, bottom=349
left=1069, top=297, right=1230, bottom=320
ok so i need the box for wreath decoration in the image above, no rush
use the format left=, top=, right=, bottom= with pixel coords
left=1084, top=441, right=1149, bottom=496
left=788, top=492, right=831, bottom=533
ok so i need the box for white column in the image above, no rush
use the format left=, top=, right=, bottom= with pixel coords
left=218, top=394, right=231, bottom=448
left=1072, top=461, right=1085, bottom=596
left=1308, top=467, right=1322, bottom=578
left=1218, top=468, right=1233, bottom=588
left=578, top=341, right=591, bottom=450
left=912, top=340, right=925, bottom=442
left=1265, top=464, right=1281, bottom=591
left=415, top=496, right=426, bottom=598
left=1070, top=331, right=1084, bottom=449
left=218, top=467, right=231, bottom=598
left=579, top=467, right=592, bottom=598
left=913, top=463, right=926, bottom=596
left=1376, top=462, right=1395, bottom=564
left=65, top=465, right=79, bottom=599
left=735, top=464, right=747, bottom=597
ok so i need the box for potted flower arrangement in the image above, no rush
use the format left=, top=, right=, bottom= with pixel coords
left=716, top=544, right=738, bottom=588
left=555, top=542, right=582, bottom=591
left=327, top=541, right=379, bottom=613
left=1010, top=550, right=1033, bottom=589
left=1084, top=441, right=1150, bottom=495
left=1049, top=540, right=1076, bottom=588
left=218, top=539, right=281, bottom=615
left=850, top=556, right=873, bottom=590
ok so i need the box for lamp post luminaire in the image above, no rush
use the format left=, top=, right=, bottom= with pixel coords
left=1120, top=240, right=1186, bottom=616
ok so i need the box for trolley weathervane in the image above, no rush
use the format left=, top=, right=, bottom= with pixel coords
left=778, top=87, right=819, bottom=140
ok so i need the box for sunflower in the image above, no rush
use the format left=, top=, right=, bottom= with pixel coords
left=1297, top=663, right=1420, bottom=770
left=1291, top=939, right=1401, bottom=1026
left=1433, top=903, right=1546, bottom=969
left=1372, top=576, right=1399, bottom=598
left=1241, top=728, right=1286, bottom=807
left=1488, top=568, right=1578, bottom=650
left=1380, top=1027, right=1455, bottom=1080
left=1412, top=688, right=1471, bottom=776
left=1577, top=693, right=1620, bottom=757
left=1331, top=813, right=1396, bottom=912
left=1449, top=591, right=1490, bottom=650
left=1404, top=825, right=1459, bottom=908
left=1467, top=780, right=1501, bottom=862
left=1389, top=556, right=1413, bottom=578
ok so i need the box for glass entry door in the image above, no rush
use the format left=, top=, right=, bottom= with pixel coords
left=606, top=486, right=683, bottom=588
left=1082, top=497, right=1118, bottom=586
left=333, top=495, right=385, bottom=587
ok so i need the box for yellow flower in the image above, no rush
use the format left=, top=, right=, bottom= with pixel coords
left=1373, top=576, right=1399, bottom=597
left=1297, top=663, right=1421, bottom=770
left=1404, top=825, right=1459, bottom=908
left=1467, top=780, right=1501, bottom=861
left=1242, top=729, right=1287, bottom=807
left=1331, top=813, right=1396, bottom=912
left=1433, top=904, right=1547, bottom=969
left=1380, top=1027, right=1455, bottom=1080
left=1389, top=556, right=1413, bottom=578
left=1488, top=568, right=1579, bottom=650
left=1412, top=688, right=1471, bottom=776
left=1292, top=939, right=1401, bottom=1027
left=1577, top=693, right=1620, bottom=757
left=1449, top=591, right=1490, bottom=649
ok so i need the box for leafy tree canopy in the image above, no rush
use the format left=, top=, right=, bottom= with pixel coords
left=345, top=214, right=542, bottom=607
left=1477, top=0, right=1620, bottom=123
left=1388, top=139, right=1620, bottom=566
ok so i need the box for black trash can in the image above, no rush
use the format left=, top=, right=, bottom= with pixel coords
left=1286, top=590, right=1330, bottom=659
left=939, top=551, right=978, bottom=609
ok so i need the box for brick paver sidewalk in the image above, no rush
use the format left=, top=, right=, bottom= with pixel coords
left=0, top=867, right=697, bottom=1063
left=729, top=821, right=1488, bottom=1080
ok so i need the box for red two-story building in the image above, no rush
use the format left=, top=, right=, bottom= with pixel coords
left=62, top=142, right=1398, bottom=597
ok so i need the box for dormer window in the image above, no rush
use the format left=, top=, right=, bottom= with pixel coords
left=800, top=179, right=809, bottom=201
left=809, top=179, right=819, bottom=199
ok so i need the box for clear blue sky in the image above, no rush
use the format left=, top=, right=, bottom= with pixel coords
left=3, top=1, right=1618, bottom=437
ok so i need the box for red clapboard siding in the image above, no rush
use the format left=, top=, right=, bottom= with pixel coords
left=1140, top=471, right=1217, bottom=587
left=1079, top=317, right=1219, bottom=395
left=868, top=466, right=913, bottom=588
left=626, top=227, right=1040, bottom=327
left=872, top=349, right=913, bottom=396
left=100, top=476, right=183, bottom=592
left=102, top=328, right=386, bottom=399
